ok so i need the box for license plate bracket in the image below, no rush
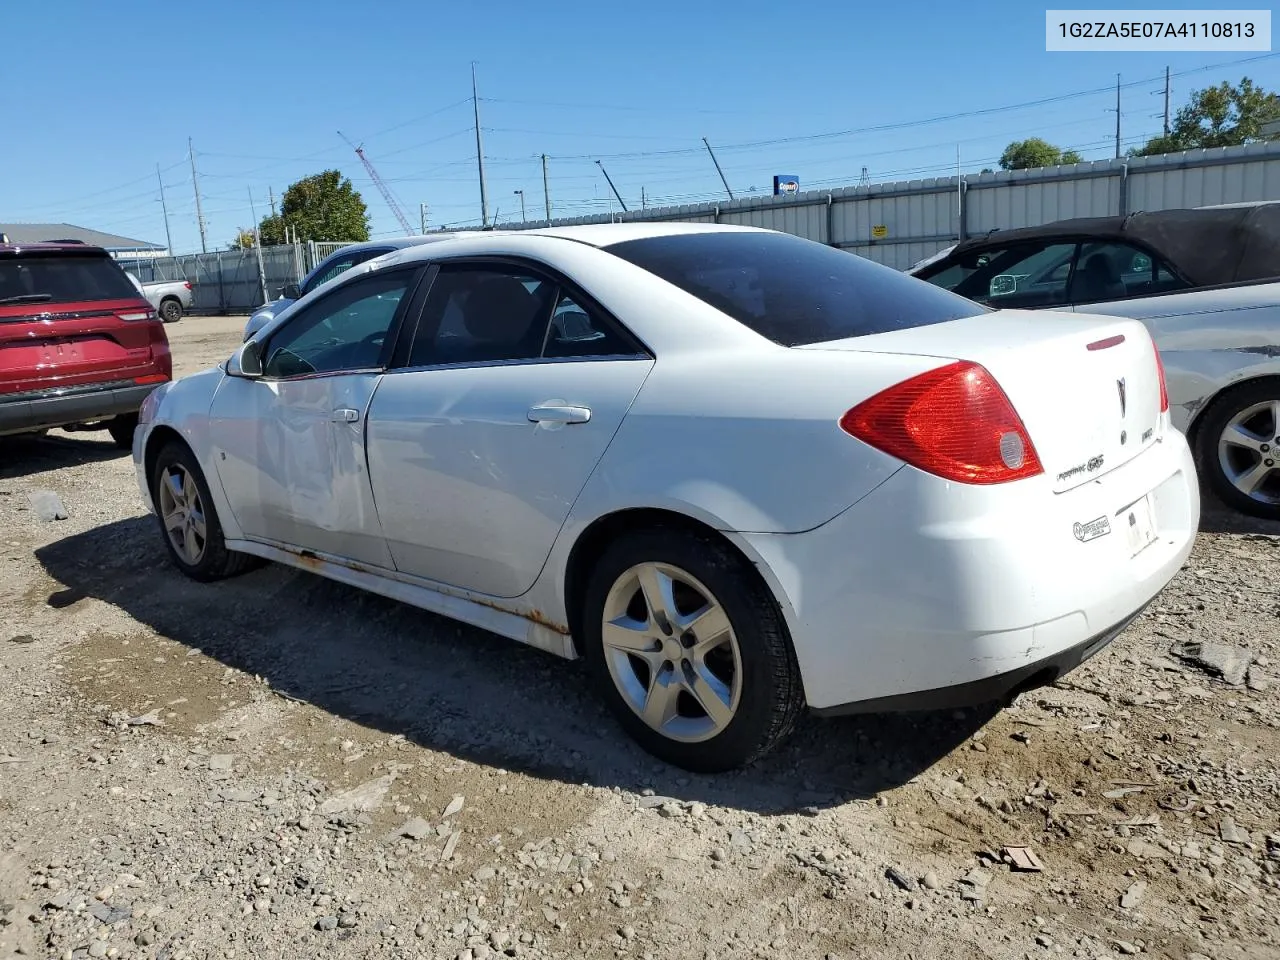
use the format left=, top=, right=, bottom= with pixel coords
left=1121, top=494, right=1158, bottom=556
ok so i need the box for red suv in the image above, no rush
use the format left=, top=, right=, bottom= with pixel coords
left=0, top=242, right=172, bottom=449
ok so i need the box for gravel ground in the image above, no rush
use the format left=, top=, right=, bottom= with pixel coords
left=1, top=315, right=1278, bottom=960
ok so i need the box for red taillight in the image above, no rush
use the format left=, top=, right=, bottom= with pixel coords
left=183, top=281, right=192, bottom=291
left=116, top=310, right=156, bottom=322
left=134, top=373, right=168, bottom=385
left=840, top=361, right=1043, bottom=485
left=1153, top=339, right=1169, bottom=413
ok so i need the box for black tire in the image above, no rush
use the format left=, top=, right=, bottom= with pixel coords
left=1194, top=379, right=1280, bottom=522
left=107, top=414, right=138, bottom=450
left=160, top=298, right=183, bottom=323
left=150, top=441, right=257, bottom=581
left=581, top=527, right=805, bottom=772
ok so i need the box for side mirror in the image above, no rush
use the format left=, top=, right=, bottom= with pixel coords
left=282, top=282, right=301, bottom=300
left=227, top=340, right=263, bottom=379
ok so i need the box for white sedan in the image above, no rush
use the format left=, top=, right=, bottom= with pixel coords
left=133, top=223, right=1199, bottom=772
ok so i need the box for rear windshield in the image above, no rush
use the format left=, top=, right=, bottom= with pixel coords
left=605, top=231, right=987, bottom=346
left=0, top=252, right=140, bottom=306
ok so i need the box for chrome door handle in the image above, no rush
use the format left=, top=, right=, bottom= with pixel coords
left=528, top=403, right=591, bottom=424
left=332, top=408, right=360, bottom=423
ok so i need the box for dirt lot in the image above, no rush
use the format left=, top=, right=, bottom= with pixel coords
left=1, top=315, right=1278, bottom=960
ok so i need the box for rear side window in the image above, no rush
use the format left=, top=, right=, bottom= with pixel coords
left=604, top=232, right=986, bottom=347
left=0, top=253, right=139, bottom=306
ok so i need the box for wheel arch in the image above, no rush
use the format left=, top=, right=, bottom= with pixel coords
left=560, top=506, right=794, bottom=659
left=1184, top=372, right=1280, bottom=452
left=142, top=424, right=189, bottom=499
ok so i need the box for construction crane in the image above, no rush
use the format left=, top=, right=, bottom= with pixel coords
left=338, top=130, right=415, bottom=236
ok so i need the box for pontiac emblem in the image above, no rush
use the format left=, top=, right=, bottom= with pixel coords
left=1117, top=377, right=1127, bottom=417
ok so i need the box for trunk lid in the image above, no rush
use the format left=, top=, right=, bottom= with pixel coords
left=799, top=309, right=1164, bottom=492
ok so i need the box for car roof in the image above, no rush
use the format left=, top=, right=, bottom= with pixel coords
left=0, top=241, right=112, bottom=256
left=520, top=221, right=767, bottom=246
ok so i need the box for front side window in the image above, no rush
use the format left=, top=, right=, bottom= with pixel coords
left=263, top=271, right=412, bottom=378
left=936, top=242, right=1078, bottom=308
left=604, top=231, right=985, bottom=347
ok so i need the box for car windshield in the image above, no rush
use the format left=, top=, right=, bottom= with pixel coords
left=604, top=231, right=986, bottom=347
left=0, top=252, right=139, bottom=306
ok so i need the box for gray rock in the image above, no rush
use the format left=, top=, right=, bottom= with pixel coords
left=1115, top=942, right=1141, bottom=955
left=443, top=795, right=465, bottom=818
left=442, top=829, right=462, bottom=861
left=1120, top=881, right=1147, bottom=908
left=474, top=866, right=497, bottom=882
left=317, top=915, right=339, bottom=931
left=87, top=942, right=108, bottom=959
left=885, top=867, right=914, bottom=891
left=396, top=817, right=433, bottom=841
left=922, top=871, right=941, bottom=890
left=27, top=491, right=68, bottom=522
left=318, top=774, right=396, bottom=815
left=1170, top=641, right=1253, bottom=686
left=638, top=795, right=677, bottom=810
left=8, top=634, right=35, bottom=644
left=208, top=754, right=235, bottom=772
left=1247, top=666, right=1271, bottom=692
left=1220, top=817, right=1250, bottom=845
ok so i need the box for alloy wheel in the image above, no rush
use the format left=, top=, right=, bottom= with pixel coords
left=1217, top=399, right=1280, bottom=506
left=600, top=562, right=743, bottom=743
left=158, top=464, right=207, bottom=565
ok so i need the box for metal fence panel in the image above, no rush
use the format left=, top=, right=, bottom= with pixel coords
left=449, top=141, right=1280, bottom=269
left=118, top=243, right=317, bottom=314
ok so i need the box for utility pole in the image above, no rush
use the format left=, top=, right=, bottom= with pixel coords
left=269, top=187, right=277, bottom=218
left=420, top=202, right=428, bottom=234
left=702, top=138, right=734, bottom=200
left=514, top=189, right=526, bottom=223
left=1162, top=65, right=1171, bottom=137
left=188, top=137, right=207, bottom=254
left=248, top=187, right=268, bottom=305
left=472, top=63, right=489, bottom=227
left=642, top=186, right=647, bottom=211
left=1114, top=73, right=1122, bottom=158
left=156, top=163, right=173, bottom=255
left=595, top=160, right=627, bottom=212
left=541, top=154, right=552, bottom=224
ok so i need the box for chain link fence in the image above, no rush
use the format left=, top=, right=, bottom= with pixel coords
left=117, top=241, right=346, bottom=315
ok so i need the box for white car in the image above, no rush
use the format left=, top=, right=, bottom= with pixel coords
left=133, top=223, right=1199, bottom=771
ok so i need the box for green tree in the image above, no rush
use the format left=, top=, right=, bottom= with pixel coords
left=228, top=228, right=256, bottom=250
left=260, top=170, right=370, bottom=244
left=1133, top=77, right=1280, bottom=156
left=999, top=138, right=1083, bottom=170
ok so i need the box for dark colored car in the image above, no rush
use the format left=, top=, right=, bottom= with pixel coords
left=0, top=242, right=172, bottom=448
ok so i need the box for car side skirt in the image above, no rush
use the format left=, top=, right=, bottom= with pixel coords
left=225, top=538, right=577, bottom=660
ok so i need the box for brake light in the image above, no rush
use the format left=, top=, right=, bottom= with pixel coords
left=840, top=361, right=1043, bottom=485
left=183, top=281, right=192, bottom=291
left=1152, top=339, right=1169, bottom=413
left=117, top=310, right=156, bottom=322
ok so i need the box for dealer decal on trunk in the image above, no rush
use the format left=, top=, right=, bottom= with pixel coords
left=1073, top=516, right=1112, bottom=543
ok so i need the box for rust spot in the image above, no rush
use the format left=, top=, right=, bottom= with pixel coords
left=286, top=546, right=569, bottom=635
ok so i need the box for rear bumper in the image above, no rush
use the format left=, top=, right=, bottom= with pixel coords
left=741, top=428, right=1199, bottom=712
left=811, top=603, right=1147, bottom=716
left=0, top=381, right=161, bottom=437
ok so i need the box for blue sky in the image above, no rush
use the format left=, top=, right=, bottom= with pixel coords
left=2, top=0, right=1277, bottom=252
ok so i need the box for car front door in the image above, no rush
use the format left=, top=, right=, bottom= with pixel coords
left=209, top=266, right=424, bottom=567
left=365, top=261, right=654, bottom=598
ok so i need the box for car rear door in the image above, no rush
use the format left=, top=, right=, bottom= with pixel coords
left=365, top=260, right=654, bottom=599
left=0, top=249, right=166, bottom=395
